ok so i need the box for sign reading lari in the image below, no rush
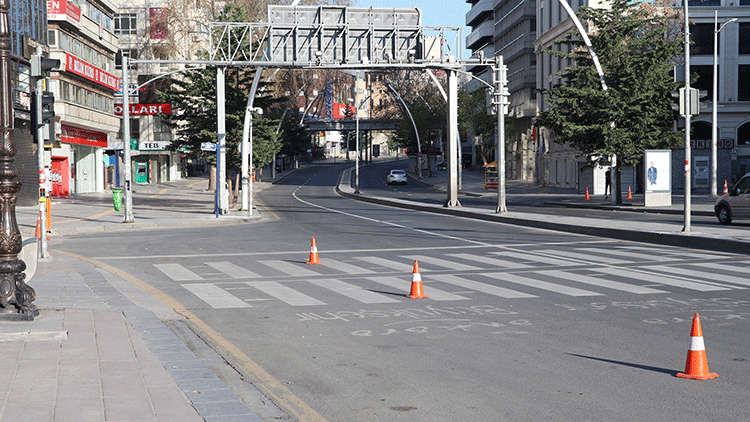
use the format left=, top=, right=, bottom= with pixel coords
left=114, top=104, right=172, bottom=116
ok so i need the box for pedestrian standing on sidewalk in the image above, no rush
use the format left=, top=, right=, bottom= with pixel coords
left=605, top=168, right=611, bottom=199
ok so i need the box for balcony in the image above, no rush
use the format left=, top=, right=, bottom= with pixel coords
left=466, top=0, right=493, bottom=27
left=466, top=19, right=494, bottom=50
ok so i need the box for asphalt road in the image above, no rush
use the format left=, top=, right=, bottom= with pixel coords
left=50, top=163, right=750, bottom=421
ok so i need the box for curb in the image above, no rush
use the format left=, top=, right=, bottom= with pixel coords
left=336, top=167, right=748, bottom=254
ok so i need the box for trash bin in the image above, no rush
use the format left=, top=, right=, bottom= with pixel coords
left=112, top=189, right=123, bottom=211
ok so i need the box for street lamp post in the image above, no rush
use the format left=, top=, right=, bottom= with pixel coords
left=0, top=0, right=37, bottom=319
left=712, top=12, right=737, bottom=197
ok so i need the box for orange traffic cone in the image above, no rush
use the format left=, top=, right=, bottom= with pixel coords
left=584, top=187, right=590, bottom=201
left=407, top=260, right=428, bottom=299
left=627, top=186, right=633, bottom=200
left=35, top=213, right=41, bottom=239
left=723, top=180, right=728, bottom=195
left=676, top=313, right=718, bottom=380
left=306, top=237, right=320, bottom=265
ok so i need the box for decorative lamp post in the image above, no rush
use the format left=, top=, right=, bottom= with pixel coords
left=0, top=0, right=37, bottom=320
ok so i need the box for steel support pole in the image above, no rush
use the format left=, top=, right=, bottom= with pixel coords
left=122, top=57, right=134, bottom=223
left=495, top=56, right=507, bottom=213
left=712, top=11, right=719, bottom=198
left=241, top=66, right=263, bottom=213
left=445, top=69, right=460, bottom=207
left=217, top=67, right=228, bottom=215
left=34, top=46, right=48, bottom=259
left=0, top=0, right=37, bottom=319
left=683, top=0, right=692, bottom=232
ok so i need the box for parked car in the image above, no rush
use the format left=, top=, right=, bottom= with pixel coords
left=386, top=169, right=407, bottom=185
left=715, top=173, right=750, bottom=224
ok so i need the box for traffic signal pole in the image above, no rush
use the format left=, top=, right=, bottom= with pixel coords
left=33, top=47, right=47, bottom=258
left=122, top=57, right=134, bottom=223
left=31, top=50, right=60, bottom=258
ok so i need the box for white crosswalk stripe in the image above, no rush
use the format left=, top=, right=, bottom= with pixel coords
left=257, top=260, right=320, bottom=277
left=691, top=262, right=750, bottom=278
left=317, top=259, right=375, bottom=274
left=246, top=281, right=326, bottom=306
left=404, top=255, right=482, bottom=271
left=536, top=270, right=668, bottom=294
left=593, top=267, right=736, bottom=291
left=447, top=253, right=532, bottom=269
left=206, top=262, right=261, bottom=279
left=575, top=248, right=665, bottom=262
left=182, top=283, right=251, bottom=308
left=367, top=276, right=470, bottom=301
left=355, top=257, right=416, bottom=272
left=482, top=273, right=603, bottom=297
left=430, top=274, right=537, bottom=298
left=537, top=249, right=632, bottom=265
left=155, top=263, right=202, bottom=281
left=307, top=279, right=399, bottom=303
left=639, top=265, right=750, bottom=288
left=491, top=251, right=576, bottom=266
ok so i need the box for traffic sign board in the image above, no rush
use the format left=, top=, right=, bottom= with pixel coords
left=201, top=142, right=216, bottom=152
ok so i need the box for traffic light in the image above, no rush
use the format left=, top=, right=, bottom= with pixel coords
left=30, top=90, right=55, bottom=142
left=30, top=55, right=60, bottom=78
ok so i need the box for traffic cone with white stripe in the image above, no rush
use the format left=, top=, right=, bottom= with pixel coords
left=723, top=180, right=729, bottom=195
left=35, top=212, right=41, bottom=239
left=584, top=187, right=590, bottom=201
left=627, top=186, right=633, bottom=200
left=306, top=237, right=320, bottom=265
left=407, top=260, right=428, bottom=299
left=676, top=313, right=718, bottom=380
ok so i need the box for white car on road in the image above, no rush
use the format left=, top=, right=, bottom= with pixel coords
left=386, top=169, right=407, bottom=185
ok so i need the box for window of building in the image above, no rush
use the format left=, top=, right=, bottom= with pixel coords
left=739, top=65, right=750, bottom=101
left=691, top=65, right=713, bottom=98
left=689, top=0, right=720, bottom=5
left=153, top=116, right=172, bottom=142
left=114, top=13, right=137, bottom=35
left=740, top=0, right=750, bottom=5
left=740, top=23, right=750, bottom=55
left=690, top=23, right=714, bottom=55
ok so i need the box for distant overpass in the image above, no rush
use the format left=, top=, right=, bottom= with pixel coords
left=303, top=118, right=402, bottom=132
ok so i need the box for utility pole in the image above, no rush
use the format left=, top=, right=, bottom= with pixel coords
left=494, top=55, right=509, bottom=213
left=683, top=0, right=692, bottom=232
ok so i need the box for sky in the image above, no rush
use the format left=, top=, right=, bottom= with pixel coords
left=354, top=0, right=472, bottom=57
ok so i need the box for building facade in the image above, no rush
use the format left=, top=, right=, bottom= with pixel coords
left=468, top=0, right=750, bottom=193
left=11, top=0, right=53, bottom=205
left=47, top=0, right=120, bottom=196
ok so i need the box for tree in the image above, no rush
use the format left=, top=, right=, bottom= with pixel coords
left=159, top=4, right=282, bottom=188
left=537, top=0, right=683, bottom=204
left=458, top=87, right=496, bottom=166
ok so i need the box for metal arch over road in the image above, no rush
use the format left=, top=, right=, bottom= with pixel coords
left=303, top=118, right=401, bottom=132
left=119, top=5, right=509, bottom=219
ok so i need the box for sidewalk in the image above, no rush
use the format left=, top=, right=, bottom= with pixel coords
left=2, top=176, right=280, bottom=422
left=337, top=161, right=750, bottom=252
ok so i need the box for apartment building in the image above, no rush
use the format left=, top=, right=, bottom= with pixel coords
left=10, top=0, right=49, bottom=205
left=112, top=0, right=214, bottom=184
left=47, top=0, right=120, bottom=196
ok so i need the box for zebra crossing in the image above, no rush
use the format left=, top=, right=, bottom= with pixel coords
left=151, top=246, right=745, bottom=309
